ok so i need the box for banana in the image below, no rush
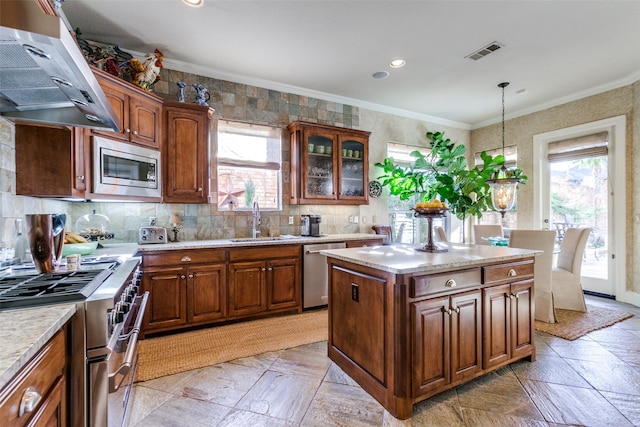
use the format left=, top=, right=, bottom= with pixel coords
left=65, top=231, right=88, bottom=244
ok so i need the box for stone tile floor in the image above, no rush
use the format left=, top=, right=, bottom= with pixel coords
left=128, top=295, right=640, bottom=426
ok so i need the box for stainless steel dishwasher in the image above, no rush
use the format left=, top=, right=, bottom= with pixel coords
left=303, top=242, right=346, bottom=309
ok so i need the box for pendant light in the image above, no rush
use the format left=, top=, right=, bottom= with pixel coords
left=486, top=82, right=522, bottom=218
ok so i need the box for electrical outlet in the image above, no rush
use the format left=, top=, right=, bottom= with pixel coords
left=349, top=216, right=354, bottom=223
left=372, top=215, right=376, bottom=223
left=288, top=216, right=294, bottom=225
left=362, top=216, right=367, bottom=224
left=354, top=216, right=359, bottom=224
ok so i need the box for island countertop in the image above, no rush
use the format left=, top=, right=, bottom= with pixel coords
left=320, top=242, right=540, bottom=274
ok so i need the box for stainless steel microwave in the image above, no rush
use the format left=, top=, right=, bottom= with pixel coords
left=92, top=136, right=162, bottom=198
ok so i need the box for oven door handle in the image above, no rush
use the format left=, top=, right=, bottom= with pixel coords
left=109, top=291, right=149, bottom=392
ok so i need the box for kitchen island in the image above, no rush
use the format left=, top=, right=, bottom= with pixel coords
left=321, top=242, right=540, bottom=419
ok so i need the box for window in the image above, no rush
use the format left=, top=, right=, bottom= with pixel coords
left=475, top=145, right=518, bottom=229
left=385, top=142, right=448, bottom=244
left=217, top=120, right=282, bottom=211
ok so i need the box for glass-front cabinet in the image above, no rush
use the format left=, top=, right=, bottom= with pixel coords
left=288, top=121, right=370, bottom=205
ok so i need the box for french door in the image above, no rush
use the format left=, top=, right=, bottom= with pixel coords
left=533, top=116, right=626, bottom=299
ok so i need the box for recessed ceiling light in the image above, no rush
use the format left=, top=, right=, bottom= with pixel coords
left=389, top=59, right=406, bottom=68
left=183, top=0, right=203, bottom=7
left=372, top=71, right=389, bottom=79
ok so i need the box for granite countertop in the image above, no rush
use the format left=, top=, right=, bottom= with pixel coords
left=135, top=233, right=382, bottom=252
left=0, top=233, right=380, bottom=389
left=320, top=242, right=541, bottom=274
left=0, top=304, right=76, bottom=390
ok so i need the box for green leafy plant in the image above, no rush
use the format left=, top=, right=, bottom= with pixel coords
left=244, top=177, right=256, bottom=207
left=375, top=131, right=528, bottom=221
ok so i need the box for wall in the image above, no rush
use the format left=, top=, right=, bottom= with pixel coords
left=470, top=83, right=639, bottom=295
left=0, top=68, right=457, bottom=246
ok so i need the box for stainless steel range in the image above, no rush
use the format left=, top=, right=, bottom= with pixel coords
left=0, top=256, right=148, bottom=427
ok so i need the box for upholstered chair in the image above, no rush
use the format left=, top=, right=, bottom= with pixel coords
left=552, top=228, right=591, bottom=312
left=473, top=224, right=503, bottom=245
left=509, top=229, right=558, bottom=323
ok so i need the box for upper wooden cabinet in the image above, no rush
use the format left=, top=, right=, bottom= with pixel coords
left=288, top=121, right=370, bottom=205
left=163, top=100, right=214, bottom=203
left=15, top=123, right=88, bottom=199
left=92, top=67, right=162, bottom=149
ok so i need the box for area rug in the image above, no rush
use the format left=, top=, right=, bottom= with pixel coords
left=535, top=304, right=634, bottom=341
left=135, top=310, right=328, bottom=382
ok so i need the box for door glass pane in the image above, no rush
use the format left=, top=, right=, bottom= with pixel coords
left=550, top=156, right=608, bottom=288
left=307, top=135, right=333, bottom=196
left=340, top=139, right=364, bottom=197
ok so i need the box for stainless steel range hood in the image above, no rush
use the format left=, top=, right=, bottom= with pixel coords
left=0, top=1, right=119, bottom=130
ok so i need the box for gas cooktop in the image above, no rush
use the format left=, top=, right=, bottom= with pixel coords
left=0, top=265, right=116, bottom=310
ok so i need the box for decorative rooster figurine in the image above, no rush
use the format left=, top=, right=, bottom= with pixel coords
left=128, top=49, right=164, bottom=91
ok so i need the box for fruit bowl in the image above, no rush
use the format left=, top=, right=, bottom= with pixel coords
left=413, top=207, right=448, bottom=216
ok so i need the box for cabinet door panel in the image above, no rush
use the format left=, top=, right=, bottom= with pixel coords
left=143, top=267, right=187, bottom=330
left=228, top=261, right=267, bottom=317
left=511, top=279, right=534, bottom=358
left=331, top=267, right=386, bottom=385
left=483, top=284, right=511, bottom=369
left=267, top=258, right=300, bottom=310
left=451, top=291, right=482, bottom=381
left=412, top=296, right=450, bottom=396
left=130, top=97, right=161, bottom=148
left=187, top=264, right=227, bottom=323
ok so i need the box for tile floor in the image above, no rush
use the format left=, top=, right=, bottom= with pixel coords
left=127, top=295, right=640, bottom=426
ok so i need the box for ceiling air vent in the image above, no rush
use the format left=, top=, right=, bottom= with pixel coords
left=465, top=42, right=504, bottom=61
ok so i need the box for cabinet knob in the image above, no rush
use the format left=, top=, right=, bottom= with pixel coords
left=268, top=267, right=273, bottom=271
left=125, top=128, right=131, bottom=133
left=181, top=256, right=192, bottom=262
left=509, top=294, right=515, bottom=300
left=261, top=267, right=266, bottom=272
left=19, top=387, right=42, bottom=417
left=453, top=306, right=460, bottom=314
left=77, top=175, right=85, bottom=182
left=197, top=187, right=203, bottom=192
left=444, top=308, right=452, bottom=315
left=133, top=130, right=138, bottom=135
left=180, top=275, right=186, bottom=279
left=445, top=279, right=457, bottom=288
left=507, top=268, right=517, bottom=277
left=188, top=274, right=194, bottom=279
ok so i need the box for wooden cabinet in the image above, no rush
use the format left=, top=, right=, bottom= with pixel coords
left=141, top=249, right=227, bottom=335
left=288, top=121, right=370, bottom=205
left=326, top=253, right=536, bottom=419
left=412, top=290, right=482, bottom=397
left=345, top=238, right=384, bottom=248
left=92, top=67, right=162, bottom=149
left=0, top=328, right=67, bottom=426
left=163, top=100, right=213, bottom=203
left=15, top=123, right=87, bottom=199
left=482, top=260, right=535, bottom=369
left=228, top=245, right=301, bottom=318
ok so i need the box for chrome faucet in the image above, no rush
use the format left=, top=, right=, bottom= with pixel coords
left=252, top=200, right=261, bottom=238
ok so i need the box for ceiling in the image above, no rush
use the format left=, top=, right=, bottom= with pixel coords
left=60, top=1, right=640, bottom=129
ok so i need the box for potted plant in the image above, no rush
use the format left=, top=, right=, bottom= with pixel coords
left=375, top=131, right=527, bottom=240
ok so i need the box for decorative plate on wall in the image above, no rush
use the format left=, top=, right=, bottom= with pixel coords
left=368, top=180, right=382, bottom=198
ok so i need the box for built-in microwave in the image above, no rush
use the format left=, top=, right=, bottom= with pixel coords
left=92, top=136, right=162, bottom=199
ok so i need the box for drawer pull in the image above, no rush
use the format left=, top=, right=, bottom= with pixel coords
left=19, top=387, right=42, bottom=417
left=181, top=256, right=192, bottom=262
left=445, top=279, right=457, bottom=288
left=454, top=306, right=460, bottom=314
left=507, top=268, right=517, bottom=277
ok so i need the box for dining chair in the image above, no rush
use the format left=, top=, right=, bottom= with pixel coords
left=473, top=224, right=503, bottom=245
left=552, top=227, right=591, bottom=312
left=434, top=226, right=447, bottom=242
left=371, top=225, right=393, bottom=245
left=509, top=229, right=558, bottom=323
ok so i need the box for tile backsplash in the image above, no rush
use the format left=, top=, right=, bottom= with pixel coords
left=0, top=67, right=365, bottom=246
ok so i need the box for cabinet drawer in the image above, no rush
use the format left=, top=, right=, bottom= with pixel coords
left=0, top=329, right=66, bottom=426
left=229, top=245, right=301, bottom=262
left=410, top=268, right=481, bottom=298
left=482, top=260, right=534, bottom=285
left=142, top=249, right=227, bottom=267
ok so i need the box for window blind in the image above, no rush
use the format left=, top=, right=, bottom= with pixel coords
left=547, top=131, right=608, bottom=163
